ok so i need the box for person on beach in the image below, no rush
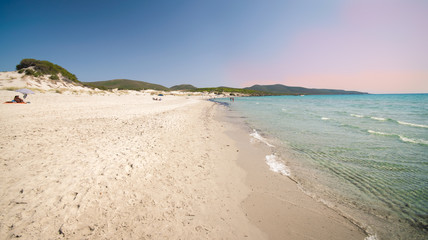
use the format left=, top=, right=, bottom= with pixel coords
left=14, top=95, right=24, bottom=103
left=5, top=95, right=25, bottom=103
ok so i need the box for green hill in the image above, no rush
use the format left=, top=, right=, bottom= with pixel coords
left=16, top=58, right=79, bottom=83
left=245, top=84, right=367, bottom=95
left=192, top=87, right=271, bottom=96
left=84, top=79, right=169, bottom=91
left=170, top=84, right=197, bottom=91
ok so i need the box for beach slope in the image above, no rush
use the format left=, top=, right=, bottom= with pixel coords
left=0, top=92, right=263, bottom=239
left=0, top=91, right=366, bottom=239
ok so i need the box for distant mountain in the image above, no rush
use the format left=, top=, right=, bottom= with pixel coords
left=84, top=79, right=169, bottom=91
left=245, top=84, right=367, bottom=95
left=82, top=80, right=367, bottom=96
left=170, top=84, right=197, bottom=91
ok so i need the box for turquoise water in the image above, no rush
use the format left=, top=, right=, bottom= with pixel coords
left=217, top=94, right=428, bottom=239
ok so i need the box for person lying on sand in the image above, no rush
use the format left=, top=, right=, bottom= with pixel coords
left=5, top=95, right=25, bottom=103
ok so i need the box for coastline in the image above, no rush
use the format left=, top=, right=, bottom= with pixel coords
left=1, top=91, right=366, bottom=239
left=215, top=94, right=428, bottom=240
left=216, top=103, right=368, bottom=240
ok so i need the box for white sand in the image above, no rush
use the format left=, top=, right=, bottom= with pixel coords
left=0, top=88, right=366, bottom=240
left=0, top=91, right=264, bottom=239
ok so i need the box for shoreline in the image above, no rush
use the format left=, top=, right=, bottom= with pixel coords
left=216, top=103, right=368, bottom=240
left=1, top=91, right=367, bottom=239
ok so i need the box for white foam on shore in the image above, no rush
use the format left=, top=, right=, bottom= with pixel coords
left=397, top=120, right=428, bottom=128
left=265, top=154, right=290, bottom=176
left=250, top=129, right=275, bottom=147
left=364, top=234, right=378, bottom=240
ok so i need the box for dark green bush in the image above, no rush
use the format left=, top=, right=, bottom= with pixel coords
left=25, top=69, right=35, bottom=75
left=16, top=58, right=79, bottom=83
left=24, top=69, right=43, bottom=77
left=50, top=74, right=59, bottom=80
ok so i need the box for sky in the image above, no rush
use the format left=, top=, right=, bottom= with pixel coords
left=0, top=0, right=427, bottom=93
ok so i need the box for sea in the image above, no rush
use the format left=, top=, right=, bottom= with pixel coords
left=215, top=94, right=427, bottom=240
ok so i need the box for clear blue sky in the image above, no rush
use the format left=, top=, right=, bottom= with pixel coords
left=1, top=0, right=427, bottom=92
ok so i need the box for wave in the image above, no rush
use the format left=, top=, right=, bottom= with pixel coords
left=368, top=130, right=428, bottom=145
left=371, top=117, right=388, bottom=121
left=399, top=136, right=428, bottom=145
left=321, top=117, right=330, bottom=120
left=397, top=121, right=428, bottom=129
left=265, top=154, right=290, bottom=176
left=250, top=129, right=275, bottom=147
left=352, top=114, right=428, bottom=129
left=367, top=130, right=394, bottom=136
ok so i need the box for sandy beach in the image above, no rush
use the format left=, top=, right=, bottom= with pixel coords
left=0, top=91, right=366, bottom=239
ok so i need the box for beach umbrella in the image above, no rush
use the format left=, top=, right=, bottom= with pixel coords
left=15, top=88, right=35, bottom=99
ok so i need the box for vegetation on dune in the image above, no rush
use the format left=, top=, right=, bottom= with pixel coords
left=83, top=79, right=170, bottom=91
left=170, top=84, right=197, bottom=91
left=16, top=58, right=79, bottom=83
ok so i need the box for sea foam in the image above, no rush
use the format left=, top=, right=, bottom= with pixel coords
left=399, top=136, right=428, bottom=145
left=250, top=129, right=275, bottom=147
left=351, top=114, right=364, bottom=118
left=397, top=121, right=428, bottom=129
left=371, top=117, right=387, bottom=121
left=368, top=130, right=394, bottom=136
left=368, top=130, right=428, bottom=145
left=364, top=235, right=378, bottom=240
left=265, top=154, right=290, bottom=176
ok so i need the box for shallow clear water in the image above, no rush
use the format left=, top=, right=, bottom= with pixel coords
left=216, top=94, right=428, bottom=239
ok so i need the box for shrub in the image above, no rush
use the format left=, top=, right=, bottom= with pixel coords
left=25, top=69, right=35, bottom=75
left=16, top=58, right=79, bottom=83
left=24, top=69, right=43, bottom=77
left=50, top=74, right=59, bottom=80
